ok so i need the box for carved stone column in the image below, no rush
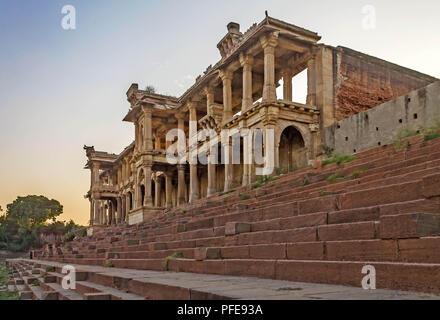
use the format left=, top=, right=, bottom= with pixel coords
left=240, top=54, right=254, bottom=112
left=282, top=68, right=293, bottom=102
left=116, top=197, right=122, bottom=224
left=125, top=194, right=130, bottom=221
left=220, top=69, right=233, bottom=123
left=222, top=131, right=233, bottom=192
left=93, top=199, right=99, bottom=225
left=177, top=164, right=186, bottom=205
left=207, top=149, right=216, bottom=197
left=91, top=162, right=100, bottom=189
left=134, top=122, right=140, bottom=151
left=154, top=175, right=162, bottom=207
left=143, top=107, right=153, bottom=151
left=242, top=129, right=252, bottom=186
left=165, top=171, right=173, bottom=209
left=307, top=58, right=317, bottom=106
left=188, top=102, right=199, bottom=203
left=204, top=86, right=215, bottom=115
left=260, top=33, right=279, bottom=103
left=144, top=165, right=153, bottom=207
left=175, top=112, right=186, bottom=163
left=89, top=198, right=94, bottom=226
left=121, top=195, right=126, bottom=223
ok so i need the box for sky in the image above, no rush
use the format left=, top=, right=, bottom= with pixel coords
left=0, top=0, right=439, bottom=226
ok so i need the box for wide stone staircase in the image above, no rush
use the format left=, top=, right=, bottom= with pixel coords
left=7, top=133, right=440, bottom=299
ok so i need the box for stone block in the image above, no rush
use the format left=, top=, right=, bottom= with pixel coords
left=225, top=222, right=251, bottom=236
left=423, top=174, right=440, bottom=198
left=19, top=291, right=33, bottom=300
left=287, top=242, right=325, bottom=260
left=318, top=222, right=376, bottom=241
left=83, top=293, right=111, bottom=300
left=44, top=276, right=57, bottom=284
left=126, top=239, right=140, bottom=246
left=194, top=248, right=221, bottom=261
left=380, top=213, right=440, bottom=239
left=249, top=244, right=286, bottom=259
left=42, top=291, right=58, bottom=300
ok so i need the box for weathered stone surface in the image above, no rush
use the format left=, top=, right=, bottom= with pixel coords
left=423, top=174, right=440, bottom=198
left=194, top=248, right=221, bottom=261
left=225, top=222, right=251, bottom=236
left=380, top=213, right=440, bottom=239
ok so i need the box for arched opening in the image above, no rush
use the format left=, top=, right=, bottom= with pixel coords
left=140, top=185, right=145, bottom=206
left=279, top=126, right=307, bottom=172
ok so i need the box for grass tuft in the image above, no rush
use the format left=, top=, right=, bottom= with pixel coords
left=322, top=154, right=358, bottom=167
left=239, top=194, right=251, bottom=201
left=351, top=168, right=368, bottom=179
left=163, top=252, right=184, bottom=270
left=327, top=173, right=343, bottom=182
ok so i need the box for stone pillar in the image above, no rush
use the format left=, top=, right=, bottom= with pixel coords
left=134, top=122, right=140, bottom=151
left=176, top=112, right=186, bottom=163
left=220, top=69, right=233, bottom=123
left=242, top=130, right=252, bottom=186
left=222, top=131, right=233, bottom=192
left=135, top=170, right=141, bottom=209
left=205, top=86, right=215, bottom=115
left=93, top=199, right=99, bottom=225
left=116, top=197, right=122, bottom=224
left=100, top=202, right=105, bottom=225
left=240, top=54, right=254, bottom=112
left=177, top=165, right=186, bottom=206
left=188, top=103, right=199, bottom=203
left=165, top=172, right=173, bottom=209
left=154, top=176, right=162, bottom=207
left=121, top=196, right=126, bottom=223
left=125, top=159, right=130, bottom=182
left=144, top=165, right=153, bottom=207
left=307, top=58, right=317, bottom=106
left=125, top=194, right=130, bottom=221
left=110, top=200, right=115, bottom=225
left=207, top=150, right=216, bottom=197
left=89, top=198, right=94, bottom=226
left=282, top=68, right=293, bottom=101
left=260, top=33, right=279, bottom=103
left=143, top=107, right=153, bottom=151
left=91, top=163, right=100, bottom=188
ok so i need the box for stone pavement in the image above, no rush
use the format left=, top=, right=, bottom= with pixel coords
left=25, top=259, right=440, bottom=300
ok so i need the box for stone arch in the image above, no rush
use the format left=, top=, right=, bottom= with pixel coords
left=278, top=125, right=308, bottom=172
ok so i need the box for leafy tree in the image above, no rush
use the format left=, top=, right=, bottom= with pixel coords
left=6, top=196, right=63, bottom=231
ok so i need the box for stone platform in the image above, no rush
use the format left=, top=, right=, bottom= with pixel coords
left=7, top=259, right=440, bottom=300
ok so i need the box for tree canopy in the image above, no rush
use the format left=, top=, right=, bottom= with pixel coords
left=0, top=195, right=86, bottom=252
left=6, top=195, right=63, bottom=230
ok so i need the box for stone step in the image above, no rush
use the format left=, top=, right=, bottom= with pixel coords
left=166, top=258, right=440, bottom=295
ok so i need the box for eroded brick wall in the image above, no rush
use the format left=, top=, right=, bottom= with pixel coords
left=333, top=47, right=436, bottom=121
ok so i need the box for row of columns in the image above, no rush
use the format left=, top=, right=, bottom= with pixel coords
left=90, top=31, right=308, bottom=225
left=90, top=194, right=132, bottom=226
left=185, top=32, right=284, bottom=203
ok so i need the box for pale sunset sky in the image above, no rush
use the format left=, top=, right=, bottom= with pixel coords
left=0, top=0, right=439, bottom=225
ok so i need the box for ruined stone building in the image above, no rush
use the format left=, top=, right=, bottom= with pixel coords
left=84, top=15, right=438, bottom=227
